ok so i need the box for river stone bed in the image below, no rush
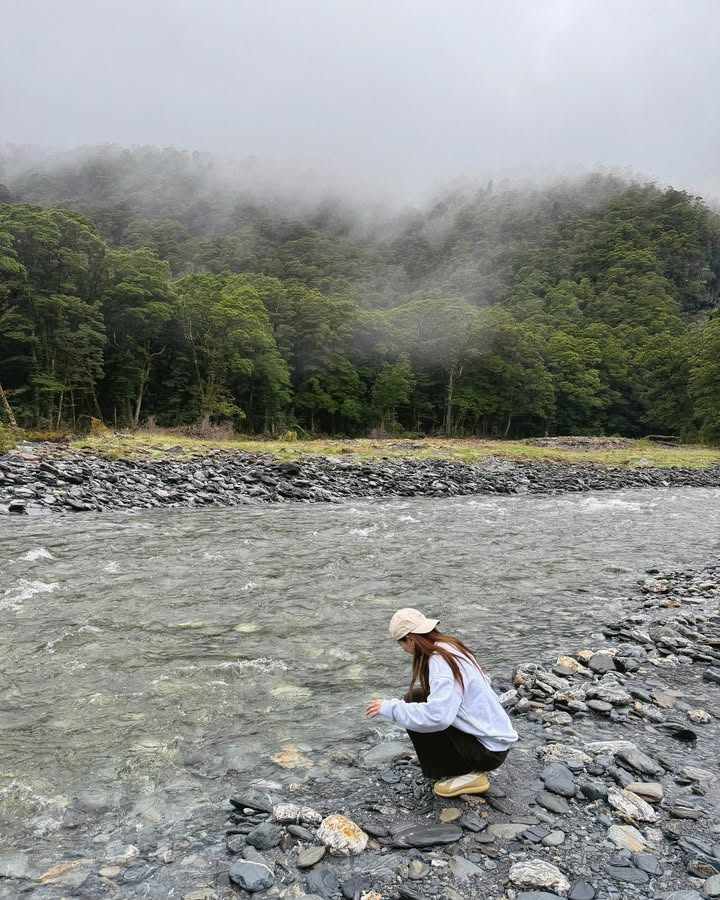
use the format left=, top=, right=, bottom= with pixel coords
left=2, top=444, right=720, bottom=515
left=3, top=567, right=720, bottom=899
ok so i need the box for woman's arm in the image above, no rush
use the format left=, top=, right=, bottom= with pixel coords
left=376, top=658, right=463, bottom=732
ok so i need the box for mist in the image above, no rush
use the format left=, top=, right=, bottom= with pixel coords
left=2, top=0, right=719, bottom=204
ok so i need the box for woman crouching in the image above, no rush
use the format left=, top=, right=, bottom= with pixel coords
left=366, top=608, right=517, bottom=798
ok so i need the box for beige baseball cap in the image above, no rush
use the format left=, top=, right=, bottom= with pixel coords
left=389, top=608, right=439, bottom=641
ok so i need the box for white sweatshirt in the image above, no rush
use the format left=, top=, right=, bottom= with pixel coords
left=379, top=645, right=518, bottom=752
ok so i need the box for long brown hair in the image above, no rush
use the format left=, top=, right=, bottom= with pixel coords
left=406, top=629, right=482, bottom=696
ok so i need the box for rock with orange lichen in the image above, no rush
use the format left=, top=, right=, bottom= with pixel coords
left=317, top=814, right=368, bottom=855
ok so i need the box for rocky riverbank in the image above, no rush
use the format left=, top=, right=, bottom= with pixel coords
left=2, top=444, right=720, bottom=515
left=5, top=567, right=720, bottom=899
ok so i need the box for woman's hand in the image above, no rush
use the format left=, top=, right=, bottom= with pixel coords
left=365, top=699, right=384, bottom=718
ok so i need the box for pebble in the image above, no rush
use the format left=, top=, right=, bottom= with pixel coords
left=625, top=782, right=664, bottom=803
left=246, top=822, right=283, bottom=850
left=6, top=448, right=720, bottom=515
left=509, top=859, right=571, bottom=893
left=305, top=865, right=338, bottom=899
left=228, top=859, right=274, bottom=892
left=317, top=815, right=368, bottom=855
left=604, top=863, right=649, bottom=884
left=391, top=823, right=463, bottom=847
left=439, top=807, right=462, bottom=822
left=297, top=846, right=326, bottom=868
left=568, top=880, right=596, bottom=899
left=535, top=790, right=570, bottom=815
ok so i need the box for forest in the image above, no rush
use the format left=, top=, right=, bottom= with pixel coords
left=1, top=146, right=719, bottom=441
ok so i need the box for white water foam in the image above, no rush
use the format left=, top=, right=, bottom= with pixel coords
left=1, top=579, right=58, bottom=611
left=19, top=547, right=55, bottom=561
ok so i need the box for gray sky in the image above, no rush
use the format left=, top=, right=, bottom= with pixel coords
left=2, top=0, right=719, bottom=201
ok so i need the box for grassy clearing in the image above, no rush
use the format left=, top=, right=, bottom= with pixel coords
left=62, top=430, right=720, bottom=468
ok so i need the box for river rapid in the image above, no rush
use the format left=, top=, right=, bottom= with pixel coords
left=2, top=487, right=720, bottom=861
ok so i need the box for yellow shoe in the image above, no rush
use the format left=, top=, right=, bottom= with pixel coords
left=433, top=771, right=490, bottom=798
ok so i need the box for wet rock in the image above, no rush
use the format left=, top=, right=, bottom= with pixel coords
left=305, top=865, right=338, bottom=899
left=230, top=789, right=274, bottom=814
left=341, top=875, right=370, bottom=899
left=487, top=822, right=529, bottom=840
left=317, top=815, right=368, bottom=855
left=704, top=668, right=720, bottom=685
left=607, top=786, right=658, bottom=823
left=361, top=742, right=412, bottom=767
left=535, top=790, right=570, bottom=815
left=607, top=825, right=648, bottom=851
left=568, top=880, right=596, bottom=899
left=289, top=824, right=317, bottom=842
left=439, top=807, right=462, bottom=822
left=688, top=707, right=712, bottom=723
left=604, top=863, right=649, bottom=884
left=541, top=763, right=576, bottom=797
left=246, top=821, right=283, bottom=849
left=615, top=747, right=663, bottom=777
left=228, top=859, right=274, bottom=892
left=588, top=652, right=616, bottom=674
left=625, top=781, right=663, bottom=803
left=391, top=823, right=463, bottom=847
left=459, top=811, right=486, bottom=832
left=449, top=855, right=482, bottom=879
left=0, top=853, right=28, bottom=878
left=297, top=846, right=326, bottom=868
left=273, top=803, right=323, bottom=826
left=634, top=852, right=661, bottom=874
left=407, top=859, right=430, bottom=879
left=509, top=859, right=571, bottom=893
left=540, top=743, right=591, bottom=765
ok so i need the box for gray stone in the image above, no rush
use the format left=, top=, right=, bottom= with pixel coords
left=361, top=741, right=411, bottom=767
left=297, top=846, right=326, bottom=868
left=228, top=860, right=274, bottom=892
left=588, top=652, right=616, bottom=674
left=542, top=830, right=566, bottom=847
left=535, top=790, right=570, bottom=815
left=661, top=893, right=702, bottom=900
left=246, top=822, right=283, bottom=850
left=305, top=866, right=338, bottom=899
left=226, top=834, right=246, bottom=854
left=391, top=823, right=463, bottom=847
left=604, top=864, right=649, bottom=884
left=0, top=854, right=28, bottom=878
left=568, top=880, right=596, bottom=900
left=587, top=699, right=613, bottom=714
left=542, top=763, right=576, bottom=797
left=487, top=822, right=529, bottom=840
left=706, top=875, right=720, bottom=898
left=289, top=824, right=316, bottom=842
left=633, top=852, right=660, bottom=875
left=516, top=894, right=564, bottom=900
left=449, top=855, right=482, bottom=880
left=407, top=860, right=429, bottom=879
left=616, top=747, right=663, bottom=777
left=625, top=781, right=663, bottom=803
left=341, top=875, right=370, bottom=899
left=230, top=789, right=274, bottom=813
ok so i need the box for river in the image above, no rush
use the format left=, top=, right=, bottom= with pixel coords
left=2, top=487, right=720, bottom=861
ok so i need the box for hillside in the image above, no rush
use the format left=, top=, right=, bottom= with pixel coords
left=1, top=147, right=720, bottom=440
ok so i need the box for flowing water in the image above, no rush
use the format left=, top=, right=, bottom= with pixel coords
left=2, top=488, right=720, bottom=853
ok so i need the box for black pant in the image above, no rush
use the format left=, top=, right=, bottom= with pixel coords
left=404, top=687, right=509, bottom=779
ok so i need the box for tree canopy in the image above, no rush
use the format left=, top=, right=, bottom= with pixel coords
left=1, top=148, right=719, bottom=439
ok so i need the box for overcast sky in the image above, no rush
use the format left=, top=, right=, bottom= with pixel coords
left=2, top=0, right=718, bottom=201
